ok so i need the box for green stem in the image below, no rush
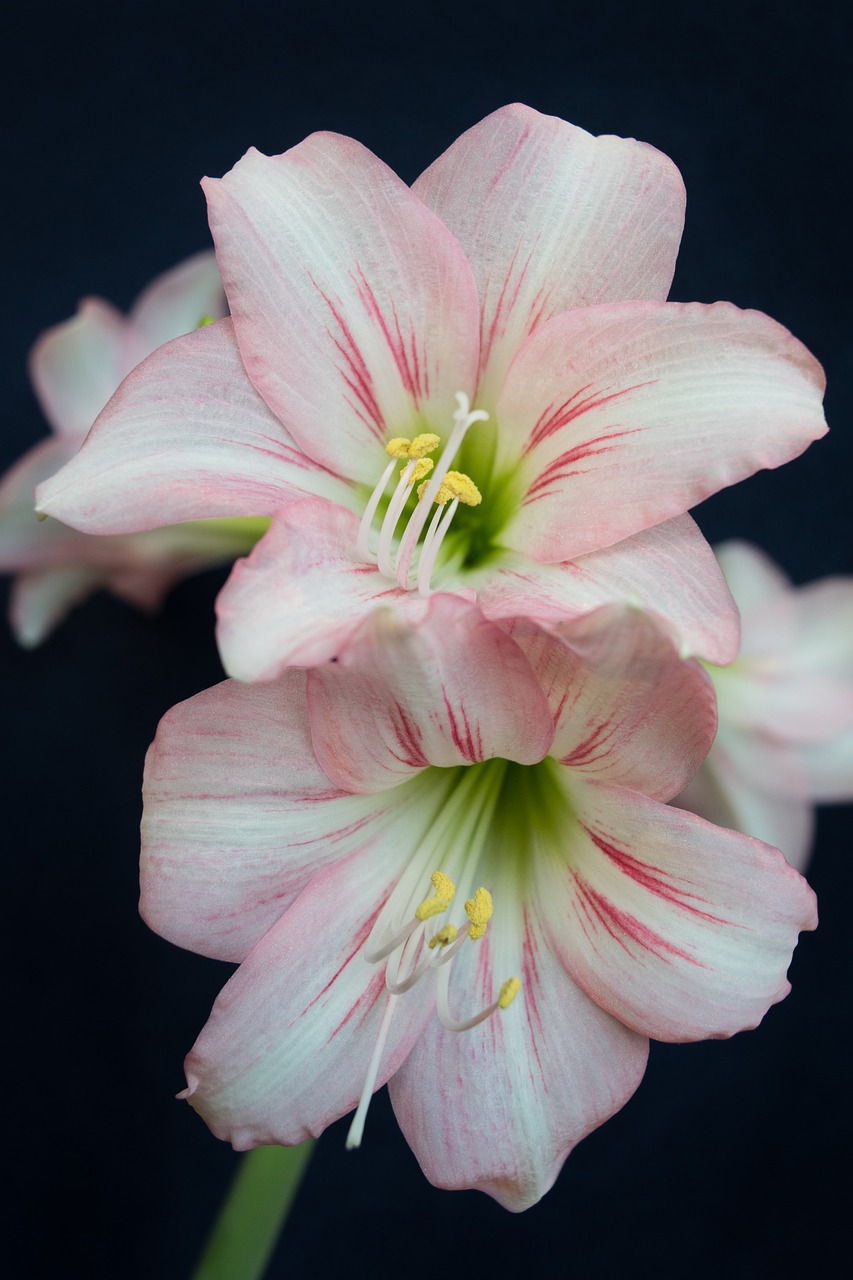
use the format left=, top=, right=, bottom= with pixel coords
left=191, top=1142, right=316, bottom=1280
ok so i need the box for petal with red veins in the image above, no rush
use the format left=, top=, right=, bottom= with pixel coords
left=36, top=319, right=350, bottom=533
left=505, top=606, right=717, bottom=802
left=28, top=299, right=134, bottom=438
left=308, top=595, right=554, bottom=793
left=129, top=250, right=227, bottom=350
left=141, top=672, right=441, bottom=963
left=215, top=497, right=430, bottom=680
left=182, top=843, right=435, bottom=1150
left=497, top=300, right=827, bottom=562
left=414, top=102, right=685, bottom=407
left=204, top=135, right=481, bottom=483
left=478, top=513, right=739, bottom=665
left=390, top=890, right=648, bottom=1211
left=545, top=778, right=817, bottom=1041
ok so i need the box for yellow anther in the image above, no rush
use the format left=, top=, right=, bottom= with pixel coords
left=498, top=977, right=521, bottom=1009
left=418, top=470, right=482, bottom=506
left=401, top=457, right=434, bottom=485
left=386, top=437, right=414, bottom=458
left=464, top=887, right=493, bottom=940
left=386, top=433, right=441, bottom=460
left=409, top=433, right=441, bottom=458
left=415, top=871, right=456, bottom=922
left=428, top=924, right=459, bottom=950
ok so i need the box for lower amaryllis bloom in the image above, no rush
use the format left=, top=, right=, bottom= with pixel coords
left=0, top=253, right=266, bottom=645
left=36, top=105, right=827, bottom=674
left=142, top=595, right=815, bottom=1210
left=676, top=540, right=853, bottom=871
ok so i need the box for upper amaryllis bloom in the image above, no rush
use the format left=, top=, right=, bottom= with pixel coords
left=142, top=596, right=815, bottom=1210
left=0, top=253, right=266, bottom=645
left=36, top=106, right=826, bottom=675
left=676, top=540, right=853, bottom=871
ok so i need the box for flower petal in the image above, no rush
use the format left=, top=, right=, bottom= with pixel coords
left=10, top=564, right=103, bottom=647
left=390, top=890, right=648, bottom=1211
left=413, top=103, right=685, bottom=406
left=675, top=743, right=815, bottom=873
left=505, top=605, right=717, bottom=802
left=307, top=595, right=554, bottom=792
left=182, top=842, right=437, bottom=1150
left=478, top=514, right=739, bottom=665
left=214, top=497, right=430, bottom=679
left=36, top=319, right=350, bottom=533
left=28, top=299, right=133, bottom=437
left=497, top=300, right=827, bottom=561
left=545, top=778, right=817, bottom=1041
left=129, top=250, right=227, bottom=349
left=141, top=673, right=393, bottom=962
left=203, top=134, right=481, bottom=482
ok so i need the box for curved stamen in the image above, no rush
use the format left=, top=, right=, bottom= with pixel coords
left=345, top=994, right=398, bottom=1150
left=357, top=458, right=396, bottom=562
left=435, top=962, right=522, bottom=1034
left=396, top=393, right=488, bottom=589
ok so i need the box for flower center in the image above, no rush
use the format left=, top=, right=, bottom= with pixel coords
left=357, top=391, right=488, bottom=594
left=345, top=868, right=520, bottom=1150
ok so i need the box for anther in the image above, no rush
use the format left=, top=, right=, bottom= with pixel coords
left=415, top=871, right=456, bottom=921
left=464, top=887, right=493, bottom=940
left=405, top=458, right=434, bottom=484
left=498, top=977, right=521, bottom=1009
left=428, top=924, right=458, bottom=950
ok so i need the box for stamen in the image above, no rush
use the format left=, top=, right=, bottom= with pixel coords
left=415, top=871, right=456, bottom=920
left=357, top=457, right=396, bottom=561
left=396, top=392, right=489, bottom=590
left=464, top=887, right=493, bottom=940
left=435, top=962, right=522, bottom=1034
left=428, top=924, right=458, bottom=950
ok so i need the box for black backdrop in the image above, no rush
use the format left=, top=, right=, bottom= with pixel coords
left=3, top=2, right=851, bottom=1276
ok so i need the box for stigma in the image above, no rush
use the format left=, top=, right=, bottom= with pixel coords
left=357, top=392, right=488, bottom=594
left=345, top=869, right=520, bottom=1150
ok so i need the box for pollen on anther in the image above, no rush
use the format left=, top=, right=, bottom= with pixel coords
left=415, top=870, right=456, bottom=921
left=386, top=433, right=440, bottom=460
left=418, top=470, right=482, bottom=507
left=402, top=458, right=434, bottom=484
left=464, top=887, right=493, bottom=940
left=498, top=977, right=521, bottom=1009
left=428, top=924, right=458, bottom=950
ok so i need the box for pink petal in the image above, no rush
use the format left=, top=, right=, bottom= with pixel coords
left=0, top=437, right=83, bottom=568
left=545, top=779, right=817, bottom=1041
left=204, top=134, right=481, bottom=482
left=505, top=606, right=717, bottom=802
left=129, top=250, right=227, bottom=349
left=141, top=672, right=404, bottom=962
left=307, top=595, right=554, bottom=792
left=214, top=497, right=429, bottom=679
left=36, top=319, right=350, bottom=533
left=182, top=845, right=435, bottom=1149
left=478, top=514, right=740, bottom=665
left=28, top=299, right=134, bottom=437
left=497, top=300, right=827, bottom=562
left=675, top=744, right=815, bottom=873
left=390, top=890, right=648, bottom=1210
left=414, top=103, right=685, bottom=406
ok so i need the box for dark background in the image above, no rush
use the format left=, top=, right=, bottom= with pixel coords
left=3, top=2, right=851, bottom=1276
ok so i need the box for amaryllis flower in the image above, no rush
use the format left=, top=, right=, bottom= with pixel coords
left=0, top=253, right=265, bottom=645
left=36, top=105, right=826, bottom=675
left=142, top=597, right=815, bottom=1210
left=677, top=540, right=853, bottom=870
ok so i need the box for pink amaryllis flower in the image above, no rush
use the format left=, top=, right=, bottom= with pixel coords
left=36, top=105, right=826, bottom=675
left=142, top=596, right=815, bottom=1210
left=677, top=540, right=853, bottom=871
left=0, top=253, right=266, bottom=645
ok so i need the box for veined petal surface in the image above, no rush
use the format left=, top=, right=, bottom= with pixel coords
left=547, top=779, right=817, bottom=1041
left=307, top=595, right=554, bottom=792
left=130, top=250, right=226, bottom=350
left=36, top=320, right=350, bottom=533
left=204, top=134, right=481, bottom=482
left=498, top=300, right=827, bottom=561
left=28, top=299, right=134, bottom=437
left=414, top=103, right=685, bottom=407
